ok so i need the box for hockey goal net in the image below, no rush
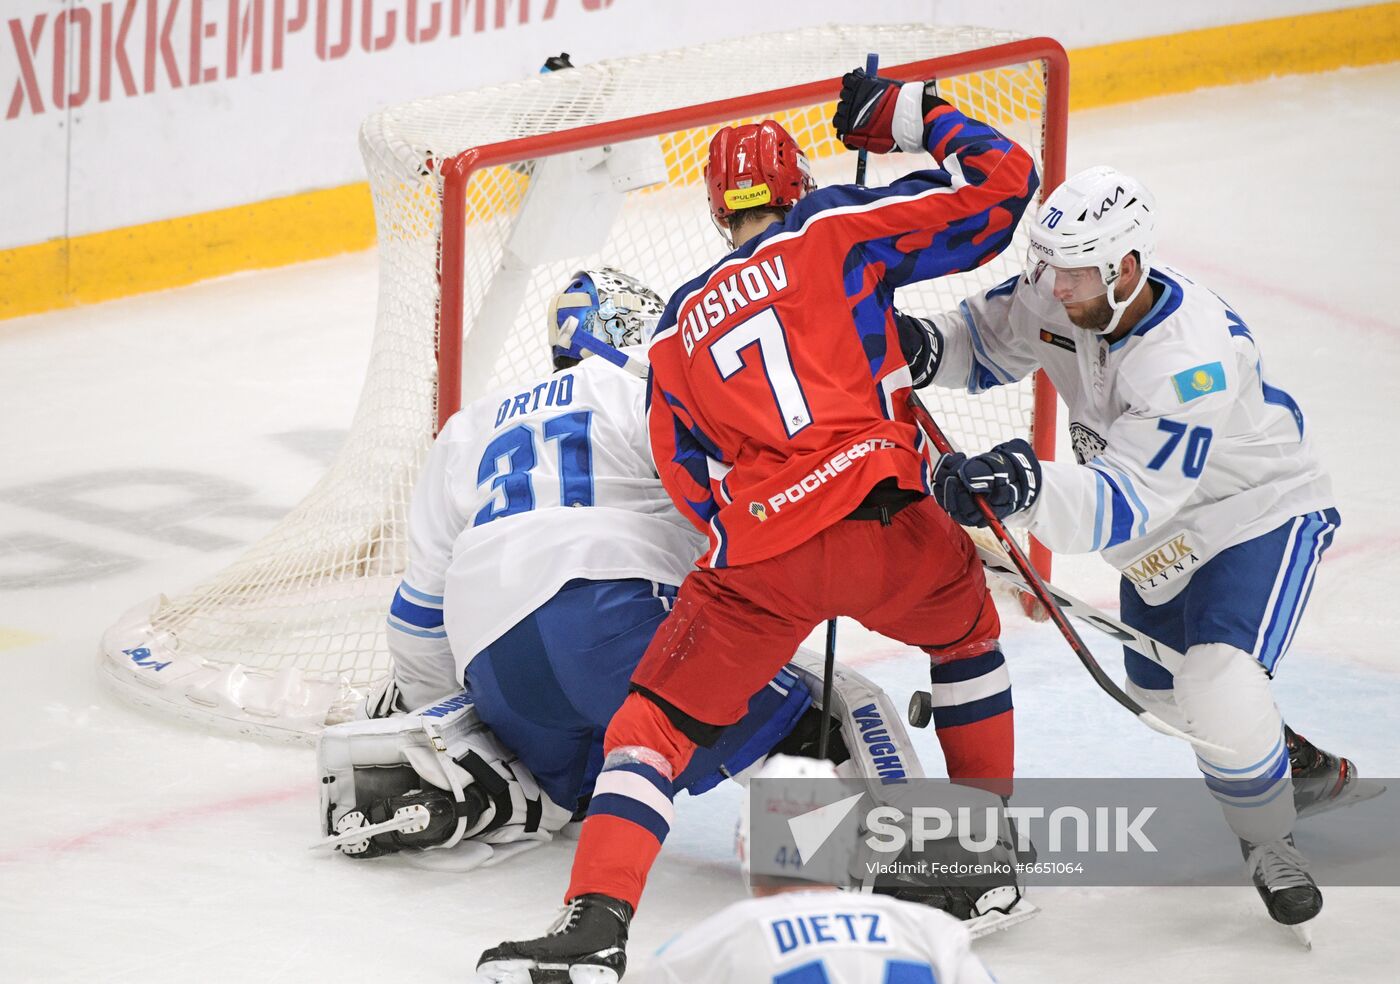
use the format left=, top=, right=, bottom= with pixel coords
left=99, top=24, right=1067, bottom=741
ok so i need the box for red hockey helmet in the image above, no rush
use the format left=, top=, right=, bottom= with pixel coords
left=704, top=120, right=815, bottom=228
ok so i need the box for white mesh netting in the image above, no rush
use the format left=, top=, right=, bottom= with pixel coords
left=101, top=24, right=1063, bottom=737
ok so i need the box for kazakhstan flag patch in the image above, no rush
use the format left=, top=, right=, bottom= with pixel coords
left=1171, top=361, right=1226, bottom=403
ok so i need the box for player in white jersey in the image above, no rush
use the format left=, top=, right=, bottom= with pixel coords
left=639, top=888, right=993, bottom=984
left=906, top=166, right=1364, bottom=935
left=631, top=756, right=996, bottom=984
left=376, top=269, right=815, bottom=825
left=385, top=268, right=699, bottom=711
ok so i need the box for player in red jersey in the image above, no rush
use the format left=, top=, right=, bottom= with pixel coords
left=479, top=69, right=1040, bottom=982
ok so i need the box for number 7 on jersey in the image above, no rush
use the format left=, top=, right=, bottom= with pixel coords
left=710, top=307, right=814, bottom=437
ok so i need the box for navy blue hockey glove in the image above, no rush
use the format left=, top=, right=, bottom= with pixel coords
left=832, top=68, right=906, bottom=153
left=933, top=439, right=1041, bottom=527
left=894, top=311, right=944, bottom=388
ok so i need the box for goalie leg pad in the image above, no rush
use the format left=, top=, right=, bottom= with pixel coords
left=317, top=690, right=573, bottom=857
left=858, top=782, right=1033, bottom=935
left=785, top=646, right=925, bottom=789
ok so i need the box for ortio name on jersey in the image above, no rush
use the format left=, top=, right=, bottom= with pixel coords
left=494, top=374, right=576, bottom=427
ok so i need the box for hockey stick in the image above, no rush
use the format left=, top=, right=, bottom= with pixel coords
left=974, top=544, right=1186, bottom=673
left=909, top=392, right=1229, bottom=752
left=853, top=52, right=878, bottom=186
left=816, top=621, right=838, bottom=760
left=818, top=52, right=881, bottom=762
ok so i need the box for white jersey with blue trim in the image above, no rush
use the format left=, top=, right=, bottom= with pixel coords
left=928, top=266, right=1334, bottom=604
left=387, top=353, right=705, bottom=695
left=635, top=890, right=995, bottom=984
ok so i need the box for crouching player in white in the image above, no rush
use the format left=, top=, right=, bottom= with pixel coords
left=318, top=270, right=826, bottom=863
left=632, top=756, right=997, bottom=984
left=910, top=166, right=1365, bottom=937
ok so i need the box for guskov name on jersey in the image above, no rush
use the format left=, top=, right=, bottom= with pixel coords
left=763, top=438, right=899, bottom=516
left=494, top=374, right=575, bottom=428
left=680, top=256, right=790, bottom=355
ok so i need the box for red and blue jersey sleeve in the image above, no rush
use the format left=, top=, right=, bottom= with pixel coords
left=645, top=103, right=1038, bottom=568
left=785, top=100, right=1039, bottom=286
left=645, top=354, right=723, bottom=540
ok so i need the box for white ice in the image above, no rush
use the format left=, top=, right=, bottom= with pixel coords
left=2, top=65, right=1399, bottom=983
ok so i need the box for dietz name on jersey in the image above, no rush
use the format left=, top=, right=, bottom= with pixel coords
left=762, top=438, right=898, bottom=516
left=680, top=256, right=790, bottom=355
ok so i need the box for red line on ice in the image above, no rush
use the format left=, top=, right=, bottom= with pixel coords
left=1179, top=255, right=1398, bottom=336
left=0, top=784, right=304, bottom=863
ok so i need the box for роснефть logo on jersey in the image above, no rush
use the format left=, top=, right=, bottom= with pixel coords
left=763, top=438, right=897, bottom=516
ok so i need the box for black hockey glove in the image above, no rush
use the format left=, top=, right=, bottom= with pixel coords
left=832, top=68, right=906, bottom=153
left=894, top=310, right=944, bottom=388
left=933, top=439, right=1041, bottom=527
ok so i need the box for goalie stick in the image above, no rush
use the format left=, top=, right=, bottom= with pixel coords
left=908, top=392, right=1230, bottom=754
left=818, top=51, right=880, bottom=762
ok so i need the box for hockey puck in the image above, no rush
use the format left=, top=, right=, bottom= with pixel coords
left=908, top=690, right=933, bottom=729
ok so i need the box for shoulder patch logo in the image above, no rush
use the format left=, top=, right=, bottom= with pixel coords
left=1069, top=422, right=1107, bottom=465
left=1039, top=328, right=1076, bottom=353
left=1171, top=361, right=1226, bottom=403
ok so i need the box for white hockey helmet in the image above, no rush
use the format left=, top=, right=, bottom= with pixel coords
left=548, top=268, right=664, bottom=370
left=1025, top=165, right=1157, bottom=335
left=736, top=754, right=843, bottom=891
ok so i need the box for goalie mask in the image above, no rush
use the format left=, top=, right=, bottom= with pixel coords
left=548, top=268, right=664, bottom=371
left=705, top=120, right=816, bottom=245
left=1025, top=165, right=1157, bottom=337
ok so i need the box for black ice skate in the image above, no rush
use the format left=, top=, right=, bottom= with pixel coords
left=1241, top=834, right=1321, bottom=947
left=478, top=893, right=632, bottom=983
left=877, top=813, right=1039, bottom=940
left=1286, top=725, right=1385, bottom=821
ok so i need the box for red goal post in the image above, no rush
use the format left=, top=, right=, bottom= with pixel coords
left=437, top=36, right=1066, bottom=595
left=98, top=27, right=1068, bottom=741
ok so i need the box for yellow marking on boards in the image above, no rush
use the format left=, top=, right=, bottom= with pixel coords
left=3, top=4, right=1396, bottom=321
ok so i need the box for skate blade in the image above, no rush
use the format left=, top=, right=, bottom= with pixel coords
left=1289, top=922, right=1313, bottom=950
left=472, top=958, right=532, bottom=984
left=965, top=899, right=1040, bottom=939
left=473, top=959, right=619, bottom=984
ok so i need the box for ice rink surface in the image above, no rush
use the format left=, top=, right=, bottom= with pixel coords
left=3, top=65, right=1399, bottom=982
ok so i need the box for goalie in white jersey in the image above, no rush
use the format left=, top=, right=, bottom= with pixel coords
left=906, top=166, right=1368, bottom=936
left=633, top=756, right=996, bottom=984
left=357, top=270, right=814, bottom=837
